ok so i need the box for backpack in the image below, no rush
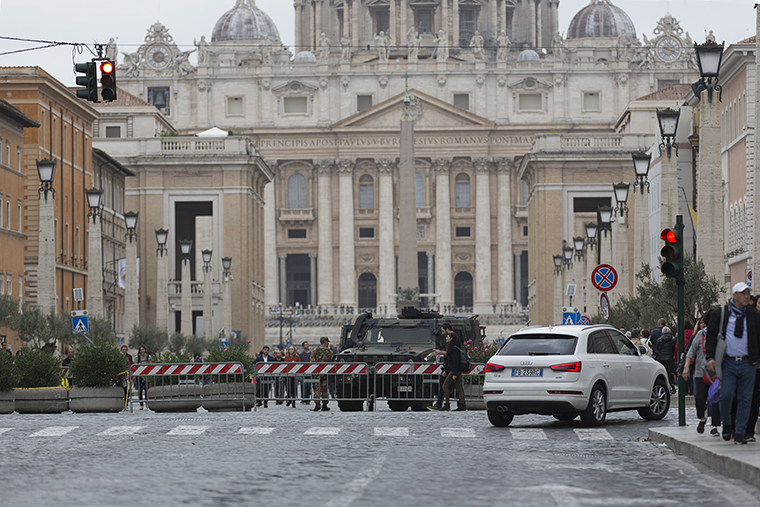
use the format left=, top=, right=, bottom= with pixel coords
left=458, top=346, right=472, bottom=373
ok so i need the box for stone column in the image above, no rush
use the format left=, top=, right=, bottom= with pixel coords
left=377, top=159, right=396, bottom=314
left=203, top=264, right=212, bottom=339
left=279, top=254, right=287, bottom=306
left=529, top=0, right=537, bottom=48
left=351, top=0, right=359, bottom=48
left=496, top=159, right=514, bottom=304
left=87, top=216, right=104, bottom=318
left=490, top=0, right=498, bottom=42
left=181, top=257, right=192, bottom=337
left=397, top=115, right=419, bottom=312
left=309, top=254, right=317, bottom=307
left=660, top=149, right=678, bottom=234
left=315, top=0, right=323, bottom=50
left=553, top=269, right=561, bottom=325
left=696, top=90, right=725, bottom=282
left=264, top=169, right=278, bottom=307
left=294, top=1, right=303, bottom=53
left=156, top=247, right=169, bottom=331
left=473, top=158, right=492, bottom=314
left=338, top=160, right=356, bottom=308
left=426, top=251, right=435, bottom=305
left=124, top=236, right=139, bottom=336
left=453, top=0, right=460, bottom=48
left=37, top=193, right=56, bottom=313
left=223, top=270, right=232, bottom=337
left=433, top=158, right=453, bottom=307
left=389, top=0, right=396, bottom=47
left=316, top=161, right=334, bottom=306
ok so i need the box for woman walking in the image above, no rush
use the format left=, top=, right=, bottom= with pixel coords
left=283, top=345, right=301, bottom=407
left=440, top=328, right=466, bottom=411
left=135, top=345, right=151, bottom=410
left=682, top=311, right=722, bottom=435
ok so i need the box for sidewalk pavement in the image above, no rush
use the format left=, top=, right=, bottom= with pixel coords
left=649, top=419, right=760, bottom=489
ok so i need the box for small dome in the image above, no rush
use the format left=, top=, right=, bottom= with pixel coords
left=293, top=51, right=317, bottom=63
left=212, top=0, right=280, bottom=43
left=517, top=49, right=540, bottom=62
left=567, top=0, right=636, bottom=40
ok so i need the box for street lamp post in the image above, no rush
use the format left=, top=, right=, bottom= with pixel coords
left=631, top=153, right=652, bottom=291
left=36, top=159, right=57, bottom=313
left=613, top=183, right=631, bottom=300
left=179, top=239, right=193, bottom=337
left=553, top=254, right=563, bottom=324
left=573, top=236, right=587, bottom=312
left=202, top=249, right=213, bottom=339
left=657, top=107, right=681, bottom=233
left=222, top=256, right=232, bottom=342
left=85, top=188, right=104, bottom=318
left=155, top=228, right=169, bottom=331
left=123, top=211, right=139, bottom=337
left=597, top=206, right=613, bottom=266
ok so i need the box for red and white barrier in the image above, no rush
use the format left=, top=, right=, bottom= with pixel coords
left=255, top=362, right=368, bottom=375
left=130, top=363, right=243, bottom=376
left=375, top=363, right=485, bottom=375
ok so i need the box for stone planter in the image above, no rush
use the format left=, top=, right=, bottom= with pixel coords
left=463, top=383, right=485, bottom=410
left=0, top=390, right=14, bottom=414
left=14, top=388, right=69, bottom=414
left=69, top=386, right=125, bottom=413
left=147, top=384, right=202, bottom=412
left=202, top=382, right=256, bottom=412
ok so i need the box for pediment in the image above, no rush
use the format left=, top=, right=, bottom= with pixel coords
left=272, top=81, right=318, bottom=94
left=333, top=89, right=494, bottom=130
left=367, top=0, right=391, bottom=7
left=508, top=76, right=553, bottom=92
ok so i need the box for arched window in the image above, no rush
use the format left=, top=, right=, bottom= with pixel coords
left=454, top=271, right=473, bottom=308
left=415, top=172, right=424, bottom=207
left=287, top=173, right=307, bottom=209
left=455, top=173, right=470, bottom=207
left=358, top=272, right=377, bottom=310
left=359, top=174, right=374, bottom=209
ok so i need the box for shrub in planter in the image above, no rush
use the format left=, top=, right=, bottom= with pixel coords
left=68, top=337, right=128, bottom=388
left=0, top=353, right=18, bottom=414
left=204, top=342, right=255, bottom=411
left=14, top=349, right=67, bottom=414
left=145, top=352, right=201, bottom=412
left=207, top=342, right=255, bottom=382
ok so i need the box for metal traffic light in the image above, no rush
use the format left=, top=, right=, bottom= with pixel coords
left=660, top=226, right=683, bottom=279
left=74, top=62, right=98, bottom=102
left=100, top=61, right=117, bottom=102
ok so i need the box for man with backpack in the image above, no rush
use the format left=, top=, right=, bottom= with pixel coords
left=654, top=326, right=677, bottom=393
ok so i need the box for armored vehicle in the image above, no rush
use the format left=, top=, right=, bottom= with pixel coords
left=333, top=307, right=484, bottom=411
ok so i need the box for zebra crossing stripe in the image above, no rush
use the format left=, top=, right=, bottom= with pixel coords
left=304, top=427, right=341, bottom=436
left=167, top=426, right=208, bottom=436
left=374, top=427, right=409, bottom=437
left=441, top=428, right=476, bottom=438
left=509, top=428, right=547, bottom=440
left=30, top=426, right=79, bottom=437
left=99, top=426, right=144, bottom=436
left=573, top=428, right=613, bottom=441
left=238, top=427, right=275, bottom=435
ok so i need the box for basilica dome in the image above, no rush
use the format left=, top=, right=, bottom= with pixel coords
left=517, top=49, right=541, bottom=62
left=293, top=51, right=317, bottom=63
left=566, top=0, right=636, bottom=40
left=211, top=0, right=281, bottom=43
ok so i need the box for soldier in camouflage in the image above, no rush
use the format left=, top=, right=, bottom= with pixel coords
left=310, top=336, right=334, bottom=411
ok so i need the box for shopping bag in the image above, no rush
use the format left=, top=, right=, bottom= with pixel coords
left=707, top=378, right=720, bottom=404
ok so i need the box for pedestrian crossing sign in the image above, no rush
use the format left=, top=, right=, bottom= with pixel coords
left=72, top=316, right=89, bottom=335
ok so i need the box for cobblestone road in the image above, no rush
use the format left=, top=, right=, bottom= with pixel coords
left=1, top=405, right=757, bottom=506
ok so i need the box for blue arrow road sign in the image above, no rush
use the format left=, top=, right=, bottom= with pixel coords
left=72, top=316, right=89, bottom=334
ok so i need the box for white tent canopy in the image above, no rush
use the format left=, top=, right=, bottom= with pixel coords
left=196, top=127, right=228, bottom=137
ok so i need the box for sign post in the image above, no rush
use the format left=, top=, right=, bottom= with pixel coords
left=746, top=269, right=753, bottom=288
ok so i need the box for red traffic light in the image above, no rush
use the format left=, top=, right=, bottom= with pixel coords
left=100, top=61, right=114, bottom=74
left=660, top=229, right=677, bottom=243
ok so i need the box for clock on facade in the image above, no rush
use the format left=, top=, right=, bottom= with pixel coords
left=656, top=37, right=682, bottom=62
left=147, top=45, right=171, bottom=69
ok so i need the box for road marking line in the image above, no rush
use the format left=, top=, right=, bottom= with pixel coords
left=0, top=428, right=12, bottom=436
left=374, top=427, right=409, bottom=437
left=238, top=427, right=275, bottom=435
left=441, top=428, right=476, bottom=438
left=304, top=427, right=341, bottom=436
left=99, top=426, right=144, bottom=436
left=574, top=428, right=613, bottom=441
left=167, top=426, right=208, bottom=436
left=30, top=426, right=79, bottom=437
left=509, top=428, right=547, bottom=440
left=326, top=455, right=387, bottom=507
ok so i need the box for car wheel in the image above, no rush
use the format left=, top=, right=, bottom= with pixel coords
left=388, top=400, right=410, bottom=411
left=487, top=408, right=514, bottom=427
left=638, top=378, right=670, bottom=420
left=553, top=414, right=577, bottom=422
left=580, top=384, right=607, bottom=427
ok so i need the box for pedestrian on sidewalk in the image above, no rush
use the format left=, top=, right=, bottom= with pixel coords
left=705, top=282, right=760, bottom=445
left=430, top=324, right=466, bottom=411
left=310, top=337, right=333, bottom=411
left=298, top=341, right=312, bottom=403
left=429, top=323, right=454, bottom=411
left=683, top=310, right=721, bottom=435
left=654, top=327, right=677, bottom=392
left=651, top=319, right=666, bottom=351
left=254, top=346, right=274, bottom=407
left=135, top=345, right=151, bottom=410
left=283, top=345, right=301, bottom=407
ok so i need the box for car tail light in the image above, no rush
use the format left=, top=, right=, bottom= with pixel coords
left=483, top=390, right=504, bottom=395
left=485, top=363, right=505, bottom=372
left=550, top=361, right=581, bottom=372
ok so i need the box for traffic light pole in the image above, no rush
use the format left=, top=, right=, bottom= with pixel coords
left=676, top=215, right=685, bottom=427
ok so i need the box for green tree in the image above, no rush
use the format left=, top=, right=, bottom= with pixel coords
left=87, top=316, right=117, bottom=345
left=168, top=332, right=187, bottom=354
left=184, top=335, right=210, bottom=357
left=128, top=324, right=168, bottom=355
left=15, top=307, right=73, bottom=350
left=608, top=257, right=724, bottom=332
left=0, top=294, right=19, bottom=329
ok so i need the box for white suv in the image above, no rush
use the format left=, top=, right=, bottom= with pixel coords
left=483, top=325, right=670, bottom=427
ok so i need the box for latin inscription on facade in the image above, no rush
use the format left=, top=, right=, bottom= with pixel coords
left=258, top=135, right=533, bottom=150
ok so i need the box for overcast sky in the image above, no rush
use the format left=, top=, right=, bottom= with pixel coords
left=0, top=0, right=755, bottom=87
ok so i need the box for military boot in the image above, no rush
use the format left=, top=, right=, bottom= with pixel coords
left=313, top=402, right=321, bottom=411
left=321, top=402, right=330, bottom=411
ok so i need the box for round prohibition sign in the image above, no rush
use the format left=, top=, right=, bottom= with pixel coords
left=591, top=264, right=618, bottom=292
left=578, top=316, right=591, bottom=326
left=600, top=293, right=611, bottom=322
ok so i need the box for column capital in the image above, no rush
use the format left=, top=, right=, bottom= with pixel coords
left=314, top=159, right=334, bottom=174
left=431, top=158, right=451, bottom=173
left=494, top=158, right=515, bottom=173
left=376, top=158, right=396, bottom=174
left=337, top=159, right=356, bottom=174
left=278, top=253, right=287, bottom=260
left=473, top=157, right=492, bottom=173
left=309, top=252, right=318, bottom=259
left=426, top=251, right=435, bottom=258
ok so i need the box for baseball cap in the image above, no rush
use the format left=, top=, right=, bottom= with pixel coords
left=732, top=282, right=750, bottom=294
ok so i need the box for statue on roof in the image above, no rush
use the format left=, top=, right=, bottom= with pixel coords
left=340, top=33, right=351, bottom=62
left=318, top=33, right=331, bottom=63
left=194, top=36, right=210, bottom=66
left=407, top=26, right=421, bottom=62
left=496, top=30, right=511, bottom=62
left=470, top=31, right=485, bottom=61
left=105, top=38, right=118, bottom=64
left=375, top=31, right=390, bottom=63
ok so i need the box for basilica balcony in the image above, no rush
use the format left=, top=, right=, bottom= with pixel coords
left=452, top=206, right=474, bottom=217
left=279, top=208, right=315, bottom=223
left=167, top=280, right=223, bottom=307
left=532, top=133, right=652, bottom=153
left=416, top=206, right=432, bottom=221
left=356, top=208, right=377, bottom=217
left=514, top=204, right=528, bottom=219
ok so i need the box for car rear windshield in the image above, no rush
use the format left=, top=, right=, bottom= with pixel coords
left=497, top=334, right=577, bottom=356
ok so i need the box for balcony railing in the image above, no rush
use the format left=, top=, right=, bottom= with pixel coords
left=279, top=208, right=315, bottom=222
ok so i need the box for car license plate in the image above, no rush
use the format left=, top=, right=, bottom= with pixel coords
left=511, top=368, right=543, bottom=377
left=398, top=386, right=413, bottom=392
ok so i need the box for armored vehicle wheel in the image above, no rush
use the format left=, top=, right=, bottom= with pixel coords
left=388, top=400, right=410, bottom=411
left=338, top=400, right=364, bottom=412
left=409, top=401, right=430, bottom=411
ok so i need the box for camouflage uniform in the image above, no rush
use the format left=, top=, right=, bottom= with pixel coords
left=310, top=345, right=334, bottom=401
